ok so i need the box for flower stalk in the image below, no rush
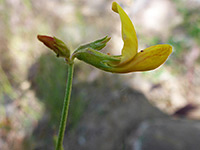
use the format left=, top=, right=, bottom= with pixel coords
left=56, top=62, right=74, bottom=150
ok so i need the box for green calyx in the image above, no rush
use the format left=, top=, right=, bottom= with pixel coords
left=53, top=37, right=70, bottom=58
left=71, top=36, right=120, bottom=70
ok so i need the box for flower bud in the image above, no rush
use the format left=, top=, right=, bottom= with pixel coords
left=73, top=36, right=111, bottom=54
left=37, top=35, right=70, bottom=58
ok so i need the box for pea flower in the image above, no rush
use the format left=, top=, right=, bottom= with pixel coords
left=38, top=2, right=172, bottom=73
left=72, top=2, right=172, bottom=73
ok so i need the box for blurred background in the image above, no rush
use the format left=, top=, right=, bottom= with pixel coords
left=0, top=0, right=200, bottom=149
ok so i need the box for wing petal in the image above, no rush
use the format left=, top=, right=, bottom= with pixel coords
left=109, top=44, right=172, bottom=73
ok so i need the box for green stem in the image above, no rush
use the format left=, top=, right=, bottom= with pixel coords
left=56, top=62, right=74, bottom=150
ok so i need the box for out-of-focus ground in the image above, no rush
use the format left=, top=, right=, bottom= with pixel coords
left=0, top=0, right=200, bottom=149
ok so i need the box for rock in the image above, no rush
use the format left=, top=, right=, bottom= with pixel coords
left=127, top=119, right=200, bottom=150
left=30, top=58, right=169, bottom=150
left=64, top=74, right=168, bottom=150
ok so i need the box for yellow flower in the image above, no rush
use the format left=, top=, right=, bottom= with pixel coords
left=38, top=2, right=172, bottom=73
left=73, top=2, right=172, bottom=73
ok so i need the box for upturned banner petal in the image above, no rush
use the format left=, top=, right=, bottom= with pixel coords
left=112, top=2, right=138, bottom=65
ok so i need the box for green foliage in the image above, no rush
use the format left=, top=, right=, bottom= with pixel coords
left=0, top=66, right=16, bottom=117
left=34, top=53, right=67, bottom=127
left=33, top=53, right=87, bottom=129
left=168, top=36, right=189, bottom=58
left=165, top=0, right=200, bottom=73
left=182, top=10, right=200, bottom=43
left=69, top=93, right=88, bottom=130
left=173, top=0, right=200, bottom=43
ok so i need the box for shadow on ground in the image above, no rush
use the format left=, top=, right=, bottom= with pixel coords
left=27, top=53, right=200, bottom=150
left=27, top=53, right=167, bottom=150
